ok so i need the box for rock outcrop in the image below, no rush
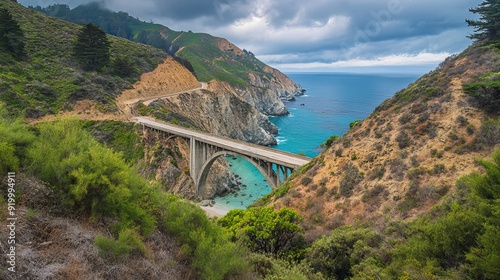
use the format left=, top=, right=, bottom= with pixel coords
left=214, top=37, right=303, bottom=115
left=153, top=86, right=278, bottom=146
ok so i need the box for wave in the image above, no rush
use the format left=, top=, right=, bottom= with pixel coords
left=276, top=136, right=288, bottom=144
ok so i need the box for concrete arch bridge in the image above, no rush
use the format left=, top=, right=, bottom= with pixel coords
left=135, top=117, right=311, bottom=197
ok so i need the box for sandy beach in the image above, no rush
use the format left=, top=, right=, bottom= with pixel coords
left=200, top=203, right=232, bottom=218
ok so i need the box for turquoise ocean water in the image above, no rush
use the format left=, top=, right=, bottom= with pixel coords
left=213, top=72, right=420, bottom=209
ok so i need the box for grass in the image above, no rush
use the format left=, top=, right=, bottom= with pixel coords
left=0, top=1, right=166, bottom=118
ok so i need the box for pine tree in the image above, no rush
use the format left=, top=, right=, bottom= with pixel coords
left=0, top=8, right=25, bottom=58
left=73, top=23, right=110, bottom=71
left=466, top=0, right=500, bottom=41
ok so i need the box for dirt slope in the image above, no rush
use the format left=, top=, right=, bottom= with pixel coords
left=117, top=57, right=200, bottom=118
left=264, top=44, right=500, bottom=240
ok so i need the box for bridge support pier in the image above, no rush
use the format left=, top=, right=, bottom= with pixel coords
left=138, top=119, right=309, bottom=198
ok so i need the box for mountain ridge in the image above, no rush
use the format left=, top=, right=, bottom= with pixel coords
left=30, top=2, right=304, bottom=103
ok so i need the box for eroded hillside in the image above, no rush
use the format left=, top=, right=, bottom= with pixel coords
left=261, top=43, right=500, bottom=240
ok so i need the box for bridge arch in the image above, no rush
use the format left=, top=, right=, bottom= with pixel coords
left=137, top=117, right=311, bottom=197
left=196, top=151, right=277, bottom=197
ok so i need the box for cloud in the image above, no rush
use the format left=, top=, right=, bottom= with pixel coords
left=273, top=52, right=452, bottom=69
left=20, top=0, right=483, bottom=72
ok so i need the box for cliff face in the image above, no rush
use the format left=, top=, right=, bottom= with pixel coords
left=152, top=86, right=278, bottom=146
left=213, top=37, right=303, bottom=115
left=235, top=85, right=289, bottom=116
left=263, top=44, right=500, bottom=240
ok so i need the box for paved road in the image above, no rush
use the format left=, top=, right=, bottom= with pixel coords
left=135, top=116, right=311, bottom=168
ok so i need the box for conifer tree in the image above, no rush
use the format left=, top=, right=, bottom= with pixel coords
left=73, top=23, right=110, bottom=71
left=466, top=0, right=500, bottom=41
left=0, top=8, right=25, bottom=58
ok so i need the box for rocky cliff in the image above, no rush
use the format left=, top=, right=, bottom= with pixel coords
left=214, top=37, right=304, bottom=115
left=152, top=88, right=278, bottom=146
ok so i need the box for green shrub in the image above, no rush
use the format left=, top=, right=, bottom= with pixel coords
left=83, top=120, right=144, bottom=163
left=94, top=228, right=149, bottom=259
left=300, top=176, right=313, bottom=186
left=27, top=118, right=154, bottom=234
left=113, top=55, right=138, bottom=77
left=395, top=130, right=411, bottom=149
left=250, top=253, right=323, bottom=280
left=0, top=141, right=18, bottom=174
left=162, top=199, right=249, bottom=279
left=349, top=120, right=363, bottom=129
left=432, top=164, right=447, bottom=174
left=0, top=108, right=35, bottom=173
left=191, top=226, right=250, bottom=280
left=94, top=234, right=132, bottom=259
left=399, top=113, right=412, bottom=125
left=463, top=75, right=500, bottom=113
left=476, top=117, right=500, bottom=148
left=316, top=185, right=328, bottom=197
left=323, top=135, right=339, bottom=148
left=305, top=226, right=381, bottom=279
left=368, top=166, right=385, bottom=181
left=340, top=163, right=363, bottom=197
left=218, top=207, right=304, bottom=257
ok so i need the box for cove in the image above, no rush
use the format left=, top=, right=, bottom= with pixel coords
left=213, top=72, right=420, bottom=210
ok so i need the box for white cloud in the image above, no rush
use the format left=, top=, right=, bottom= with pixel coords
left=271, top=52, right=452, bottom=72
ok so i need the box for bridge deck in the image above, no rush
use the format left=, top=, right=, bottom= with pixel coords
left=135, top=117, right=311, bottom=168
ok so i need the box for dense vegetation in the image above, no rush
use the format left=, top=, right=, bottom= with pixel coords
left=218, top=207, right=304, bottom=257
left=0, top=0, right=166, bottom=118
left=31, top=3, right=276, bottom=86
left=463, top=72, right=500, bottom=114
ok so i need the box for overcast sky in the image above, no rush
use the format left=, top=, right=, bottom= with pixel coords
left=21, top=0, right=482, bottom=73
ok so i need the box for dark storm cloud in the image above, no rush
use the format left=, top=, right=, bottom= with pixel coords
left=20, top=0, right=483, bottom=71
left=106, top=0, right=255, bottom=24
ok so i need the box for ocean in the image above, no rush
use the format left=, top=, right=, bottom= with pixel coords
left=213, top=72, right=420, bottom=209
